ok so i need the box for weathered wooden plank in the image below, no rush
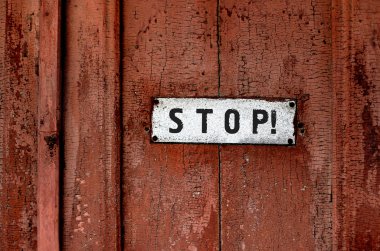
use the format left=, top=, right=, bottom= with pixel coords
left=219, top=0, right=332, bottom=250
left=37, top=0, right=60, bottom=250
left=332, top=0, right=380, bottom=250
left=0, top=0, right=39, bottom=249
left=121, top=0, right=219, bottom=249
left=62, top=0, right=121, bottom=249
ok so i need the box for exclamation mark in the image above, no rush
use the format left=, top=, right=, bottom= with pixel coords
left=271, top=110, right=276, bottom=134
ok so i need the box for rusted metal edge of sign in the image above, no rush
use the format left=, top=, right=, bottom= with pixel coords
left=151, top=98, right=296, bottom=145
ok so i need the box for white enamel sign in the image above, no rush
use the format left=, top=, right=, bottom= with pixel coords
left=151, top=98, right=296, bottom=145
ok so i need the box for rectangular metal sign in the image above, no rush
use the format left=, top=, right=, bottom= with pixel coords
left=151, top=98, right=296, bottom=145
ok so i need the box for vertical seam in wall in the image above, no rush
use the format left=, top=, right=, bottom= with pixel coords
left=59, top=0, right=66, bottom=249
left=327, top=1, right=335, bottom=250
left=217, top=0, right=221, bottom=97
left=218, top=144, right=222, bottom=251
left=216, top=0, right=222, bottom=250
left=119, top=0, right=124, bottom=249
left=331, top=0, right=352, bottom=249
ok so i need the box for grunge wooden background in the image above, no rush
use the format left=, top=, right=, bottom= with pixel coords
left=0, top=0, right=379, bottom=250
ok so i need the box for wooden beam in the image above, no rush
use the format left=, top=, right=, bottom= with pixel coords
left=61, top=0, right=121, bottom=249
left=219, top=0, right=333, bottom=249
left=38, top=0, right=61, bottom=250
left=332, top=0, right=380, bottom=249
left=0, top=1, right=40, bottom=249
left=121, top=0, right=219, bottom=249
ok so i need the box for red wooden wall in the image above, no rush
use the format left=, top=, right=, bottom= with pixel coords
left=122, top=0, right=219, bottom=249
left=0, top=1, right=39, bottom=249
left=0, top=0, right=379, bottom=250
left=332, top=0, right=380, bottom=249
left=219, top=1, right=332, bottom=249
left=62, top=0, right=121, bottom=249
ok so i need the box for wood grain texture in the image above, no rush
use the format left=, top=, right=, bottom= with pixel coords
left=62, top=0, right=121, bottom=249
left=219, top=0, right=333, bottom=250
left=0, top=1, right=39, bottom=250
left=121, top=0, right=219, bottom=249
left=38, top=0, right=60, bottom=250
left=332, top=0, right=380, bottom=250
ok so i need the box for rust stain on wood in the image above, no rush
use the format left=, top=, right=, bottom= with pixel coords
left=121, top=0, right=219, bottom=249
left=62, top=0, right=121, bottom=250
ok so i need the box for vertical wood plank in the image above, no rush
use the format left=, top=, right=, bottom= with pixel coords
left=62, top=0, right=121, bottom=249
left=38, top=0, right=60, bottom=250
left=121, top=0, right=219, bottom=249
left=219, top=0, right=333, bottom=250
left=332, top=0, right=380, bottom=249
left=0, top=1, right=39, bottom=249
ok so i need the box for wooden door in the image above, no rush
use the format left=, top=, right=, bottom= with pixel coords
left=1, top=0, right=380, bottom=250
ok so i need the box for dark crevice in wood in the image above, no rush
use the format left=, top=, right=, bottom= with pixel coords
left=59, top=0, right=67, bottom=248
left=217, top=0, right=221, bottom=98
left=217, top=1, right=222, bottom=250
left=218, top=145, right=222, bottom=251
left=119, top=0, right=125, bottom=250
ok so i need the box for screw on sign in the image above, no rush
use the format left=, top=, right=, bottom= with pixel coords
left=151, top=98, right=296, bottom=145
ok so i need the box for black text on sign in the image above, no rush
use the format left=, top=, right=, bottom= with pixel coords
left=151, top=98, right=296, bottom=145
